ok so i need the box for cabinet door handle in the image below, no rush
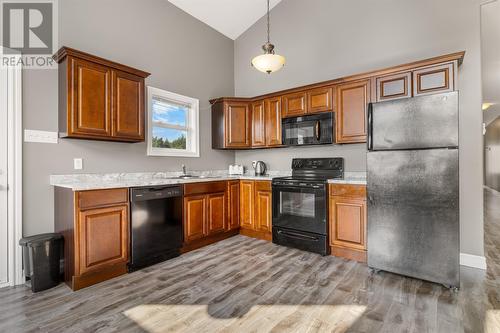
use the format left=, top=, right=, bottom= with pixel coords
left=315, top=120, right=321, bottom=141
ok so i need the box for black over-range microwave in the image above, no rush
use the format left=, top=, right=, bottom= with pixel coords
left=281, top=112, right=334, bottom=146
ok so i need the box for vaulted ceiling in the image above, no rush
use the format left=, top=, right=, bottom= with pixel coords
left=167, top=0, right=283, bottom=40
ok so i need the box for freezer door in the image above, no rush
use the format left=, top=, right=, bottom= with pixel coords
left=369, top=91, right=458, bottom=150
left=367, top=148, right=459, bottom=287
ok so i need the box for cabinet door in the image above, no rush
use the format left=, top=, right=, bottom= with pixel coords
left=70, top=58, right=112, bottom=137
left=265, top=97, right=282, bottom=146
left=251, top=101, right=266, bottom=147
left=336, top=79, right=370, bottom=143
left=307, top=87, right=333, bottom=114
left=207, top=192, right=226, bottom=235
left=255, top=189, right=272, bottom=232
left=78, top=205, right=128, bottom=275
left=376, top=72, right=412, bottom=102
left=184, top=195, right=207, bottom=242
left=240, top=180, right=254, bottom=229
left=111, top=70, right=144, bottom=141
left=227, top=181, right=240, bottom=230
left=413, top=62, right=455, bottom=97
left=282, top=92, right=307, bottom=117
left=225, top=102, right=251, bottom=148
left=329, top=196, right=366, bottom=250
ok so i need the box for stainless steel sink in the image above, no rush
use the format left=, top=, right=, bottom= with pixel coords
left=162, top=175, right=220, bottom=180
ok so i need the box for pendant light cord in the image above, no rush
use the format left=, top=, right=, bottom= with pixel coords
left=267, top=0, right=270, bottom=44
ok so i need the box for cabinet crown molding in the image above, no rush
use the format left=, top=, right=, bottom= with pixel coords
left=210, top=51, right=465, bottom=103
left=53, top=46, right=151, bottom=78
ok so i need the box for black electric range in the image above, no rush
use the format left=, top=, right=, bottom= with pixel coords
left=272, top=158, right=344, bottom=255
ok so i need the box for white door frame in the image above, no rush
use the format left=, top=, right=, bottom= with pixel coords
left=0, top=53, right=23, bottom=288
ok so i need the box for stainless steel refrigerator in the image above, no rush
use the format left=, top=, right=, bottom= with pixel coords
left=367, top=91, right=459, bottom=288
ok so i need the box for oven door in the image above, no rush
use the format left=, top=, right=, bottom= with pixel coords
left=282, top=113, right=334, bottom=146
left=272, top=183, right=327, bottom=235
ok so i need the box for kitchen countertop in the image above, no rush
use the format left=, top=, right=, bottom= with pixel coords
left=328, top=172, right=367, bottom=185
left=50, top=171, right=289, bottom=191
left=50, top=170, right=367, bottom=191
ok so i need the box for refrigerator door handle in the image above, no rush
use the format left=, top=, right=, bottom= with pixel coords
left=367, top=103, right=373, bottom=151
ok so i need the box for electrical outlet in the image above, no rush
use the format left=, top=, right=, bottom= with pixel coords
left=73, top=158, right=83, bottom=170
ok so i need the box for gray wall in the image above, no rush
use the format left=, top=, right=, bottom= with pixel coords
left=234, top=0, right=484, bottom=257
left=482, top=0, right=500, bottom=190
left=23, top=0, right=235, bottom=236
left=484, top=118, right=500, bottom=191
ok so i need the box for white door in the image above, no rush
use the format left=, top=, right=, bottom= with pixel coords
left=0, top=67, right=8, bottom=286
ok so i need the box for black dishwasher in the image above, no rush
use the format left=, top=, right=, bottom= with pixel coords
left=129, top=185, right=183, bottom=271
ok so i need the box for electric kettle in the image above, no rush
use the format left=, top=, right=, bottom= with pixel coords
left=252, top=161, right=267, bottom=176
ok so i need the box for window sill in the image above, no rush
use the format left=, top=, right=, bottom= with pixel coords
left=147, top=148, right=200, bottom=157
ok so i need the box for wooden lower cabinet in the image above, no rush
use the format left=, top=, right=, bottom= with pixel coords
left=239, top=180, right=254, bottom=229
left=78, top=205, right=129, bottom=275
left=207, top=192, right=226, bottom=234
left=54, top=187, right=129, bottom=291
left=182, top=181, right=236, bottom=252
left=184, top=195, right=207, bottom=242
left=239, top=180, right=272, bottom=240
left=255, top=182, right=272, bottom=233
left=329, top=184, right=367, bottom=262
left=227, top=180, right=240, bottom=230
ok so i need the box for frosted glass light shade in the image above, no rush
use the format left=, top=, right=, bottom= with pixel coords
left=251, top=53, right=286, bottom=74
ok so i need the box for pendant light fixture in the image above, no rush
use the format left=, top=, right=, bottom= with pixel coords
left=251, top=0, right=285, bottom=74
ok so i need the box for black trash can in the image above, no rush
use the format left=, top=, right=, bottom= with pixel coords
left=19, top=233, right=63, bottom=292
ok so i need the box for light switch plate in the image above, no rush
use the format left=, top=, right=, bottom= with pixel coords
left=24, top=129, right=58, bottom=144
left=73, top=158, right=83, bottom=170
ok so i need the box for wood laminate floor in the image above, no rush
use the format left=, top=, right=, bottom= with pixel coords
left=2, top=189, right=500, bottom=333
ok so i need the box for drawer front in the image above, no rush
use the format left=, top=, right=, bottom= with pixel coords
left=184, top=181, right=227, bottom=196
left=254, top=180, right=271, bottom=192
left=78, top=188, right=128, bottom=210
left=329, top=184, right=366, bottom=198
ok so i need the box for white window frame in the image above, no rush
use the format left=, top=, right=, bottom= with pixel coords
left=147, top=86, right=200, bottom=157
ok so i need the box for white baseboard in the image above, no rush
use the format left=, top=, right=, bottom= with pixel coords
left=460, top=253, right=486, bottom=270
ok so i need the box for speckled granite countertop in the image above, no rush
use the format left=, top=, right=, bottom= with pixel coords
left=328, top=172, right=367, bottom=185
left=50, top=170, right=367, bottom=191
left=50, top=170, right=291, bottom=191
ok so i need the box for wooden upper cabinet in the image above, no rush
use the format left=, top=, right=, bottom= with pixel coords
left=207, top=192, right=226, bottom=235
left=265, top=97, right=282, bottom=146
left=225, top=102, right=251, bottom=148
left=211, top=52, right=463, bottom=149
left=77, top=204, right=129, bottom=276
left=184, top=195, right=207, bottom=242
left=112, top=70, right=145, bottom=141
left=336, top=79, right=371, bottom=144
left=251, top=101, right=266, bottom=147
left=227, top=181, right=240, bottom=230
left=70, top=58, right=112, bottom=137
left=282, top=91, right=307, bottom=117
left=240, top=180, right=254, bottom=229
left=376, top=72, right=412, bottom=102
left=54, top=47, right=150, bottom=142
left=307, top=87, right=333, bottom=114
left=413, top=62, right=455, bottom=97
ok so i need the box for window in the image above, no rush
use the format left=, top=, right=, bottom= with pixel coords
left=147, top=86, right=199, bottom=157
